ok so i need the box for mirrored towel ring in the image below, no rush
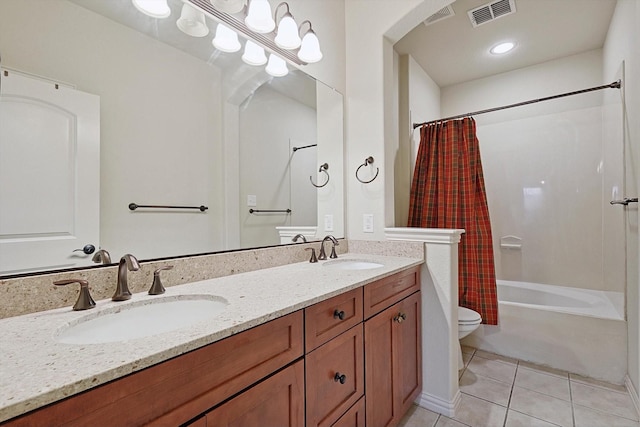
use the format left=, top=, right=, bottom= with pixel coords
left=310, top=162, right=330, bottom=188
left=356, top=156, right=379, bottom=184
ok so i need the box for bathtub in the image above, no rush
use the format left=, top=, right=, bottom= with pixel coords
left=462, top=280, right=627, bottom=384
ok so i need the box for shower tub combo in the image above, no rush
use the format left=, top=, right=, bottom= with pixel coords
left=462, top=280, right=626, bottom=384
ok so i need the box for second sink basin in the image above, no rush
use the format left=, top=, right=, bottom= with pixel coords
left=322, top=259, right=384, bottom=270
left=55, top=295, right=228, bottom=344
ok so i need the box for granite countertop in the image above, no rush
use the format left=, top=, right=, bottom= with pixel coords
left=0, top=253, right=422, bottom=422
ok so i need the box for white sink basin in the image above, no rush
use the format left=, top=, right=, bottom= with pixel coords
left=55, top=295, right=228, bottom=344
left=322, top=259, right=384, bottom=270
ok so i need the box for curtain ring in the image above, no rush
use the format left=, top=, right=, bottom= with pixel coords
left=310, top=163, right=330, bottom=188
left=355, top=156, right=379, bottom=184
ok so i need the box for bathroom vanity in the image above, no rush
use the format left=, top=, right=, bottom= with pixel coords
left=0, top=255, right=422, bottom=426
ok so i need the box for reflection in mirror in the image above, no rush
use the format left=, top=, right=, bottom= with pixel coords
left=0, top=0, right=344, bottom=277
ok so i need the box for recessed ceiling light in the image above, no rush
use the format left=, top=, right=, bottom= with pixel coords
left=490, top=41, right=515, bottom=55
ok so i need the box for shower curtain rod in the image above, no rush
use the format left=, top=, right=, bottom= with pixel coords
left=412, top=80, right=621, bottom=129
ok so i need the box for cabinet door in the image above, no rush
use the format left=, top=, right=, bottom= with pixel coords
left=205, top=360, right=304, bottom=427
left=306, top=325, right=365, bottom=427
left=365, top=292, right=421, bottom=427
left=396, top=292, right=422, bottom=417
left=331, top=397, right=365, bottom=427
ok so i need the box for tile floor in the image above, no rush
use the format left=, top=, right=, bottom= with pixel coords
left=399, top=346, right=640, bottom=427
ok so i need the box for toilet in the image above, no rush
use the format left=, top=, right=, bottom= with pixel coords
left=458, top=306, right=482, bottom=369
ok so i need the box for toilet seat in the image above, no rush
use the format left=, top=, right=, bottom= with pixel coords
left=458, top=306, right=481, bottom=324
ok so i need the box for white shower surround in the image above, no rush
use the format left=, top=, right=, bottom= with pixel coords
left=463, top=280, right=627, bottom=384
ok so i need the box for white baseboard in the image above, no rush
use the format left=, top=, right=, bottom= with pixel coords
left=625, top=375, right=640, bottom=418
left=416, top=390, right=461, bottom=418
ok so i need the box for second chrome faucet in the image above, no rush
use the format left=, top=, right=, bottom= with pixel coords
left=113, top=254, right=140, bottom=301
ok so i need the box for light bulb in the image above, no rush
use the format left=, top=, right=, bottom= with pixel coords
left=265, top=54, right=288, bottom=77
left=132, top=0, right=171, bottom=18
left=245, top=0, right=275, bottom=33
left=176, top=4, right=209, bottom=37
left=212, top=24, right=241, bottom=53
left=298, top=30, right=322, bottom=63
left=209, top=0, right=246, bottom=14
left=275, top=14, right=301, bottom=50
left=242, top=40, right=267, bottom=66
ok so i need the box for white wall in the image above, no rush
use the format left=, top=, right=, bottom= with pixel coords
left=0, top=0, right=225, bottom=261
left=345, top=0, right=451, bottom=240
left=286, top=0, right=346, bottom=95
left=603, top=0, right=640, bottom=396
left=397, top=54, right=441, bottom=227
left=316, top=82, right=345, bottom=239
left=239, top=86, right=317, bottom=248
left=440, top=50, right=625, bottom=293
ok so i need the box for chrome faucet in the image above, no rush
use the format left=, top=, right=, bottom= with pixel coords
left=113, top=254, right=140, bottom=301
left=318, top=235, right=339, bottom=260
left=92, top=249, right=111, bottom=265
left=292, top=234, right=307, bottom=243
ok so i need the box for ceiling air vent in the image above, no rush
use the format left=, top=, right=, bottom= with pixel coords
left=423, top=5, right=455, bottom=27
left=468, top=0, right=516, bottom=27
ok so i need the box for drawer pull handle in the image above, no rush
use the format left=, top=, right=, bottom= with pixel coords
left=334, top=372, right=347, bottom=384
left=394, top=312, right=407, bottom=323
left=333, top=310, right=346, bottom=320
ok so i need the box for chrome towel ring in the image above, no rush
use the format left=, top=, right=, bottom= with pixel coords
left=310, top=163, right=330, bottom=188
left=356, top=156, right=379, bottom=184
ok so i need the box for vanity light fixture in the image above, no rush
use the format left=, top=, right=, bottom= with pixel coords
left=210, top=0, right=246, bottom=14
left=176, top=3, right=209, bottom=37
left=265, top=53, right=289, bottom=77
left=131, top=0, right=171, bottom=19
left=131, top=0, right=323, bottom=76
left=244, top=0, right=275, bottom=33
left=274, top=3, right=301, bottom=50
left=297, top=20, right=322, bottom=63
left=186, top=0, right=321, bottom=67
left=242, top=40, right=268, bottom=65
left=212, top=23, right=242, bottom=52
left=490, top=41, right=515, bottom=55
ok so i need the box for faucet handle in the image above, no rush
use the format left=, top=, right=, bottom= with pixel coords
left=92, top=249, right=111, bottom=265
left=54, top=279, right=96, bottom=311
left=305, top=248, right=318, bottom=263
left=329, top=244, right=338, bottom=259
left=149, top=265, right=173, bottom=295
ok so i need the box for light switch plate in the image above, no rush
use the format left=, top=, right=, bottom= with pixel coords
left=324, top=214, right=334, bottom=232
left=247, top=195, right=257, bottom=207
left=363, top=214, right=374, bottom=233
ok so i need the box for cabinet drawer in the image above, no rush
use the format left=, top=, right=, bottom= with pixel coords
left=306, top=325, right=365, bottom=427
left=331, top=397, right=365, bottom=427
left=6, top=311, right=304, bottom=427
left=204, top=360, right=305, bottom=427
left=305, top=288, right=363, bottom=351
left=364, top=266, right=420, bottom=319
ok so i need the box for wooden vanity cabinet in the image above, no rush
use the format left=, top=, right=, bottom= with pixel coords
left=3, top=265, right=422, bottom=427
left=4, top=311, right=304, bottom=427
left=364, top=287, right=422, bottom=427
left=331, top=397, right=366, bottom=427
left=305, top=289, right=365, bottom=427
left=203, top=360, right=305, bottom=427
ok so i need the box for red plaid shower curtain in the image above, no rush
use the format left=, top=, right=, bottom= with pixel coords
left=407, top=118, right=498, bottom=325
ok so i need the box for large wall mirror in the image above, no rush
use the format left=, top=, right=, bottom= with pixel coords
left=0, top=0, right=344, bottom=277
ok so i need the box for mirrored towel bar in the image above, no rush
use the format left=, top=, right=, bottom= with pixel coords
left=249, top=209, right=292, bottom=214
left=610, top=198, right=638, bottom=206
left=129, top=203, right=208, bottom=212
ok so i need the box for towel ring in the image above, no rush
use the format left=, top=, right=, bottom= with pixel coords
left=310, top=163, right=330, bottom=188
left=355, top=156, right=379, bottom=184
